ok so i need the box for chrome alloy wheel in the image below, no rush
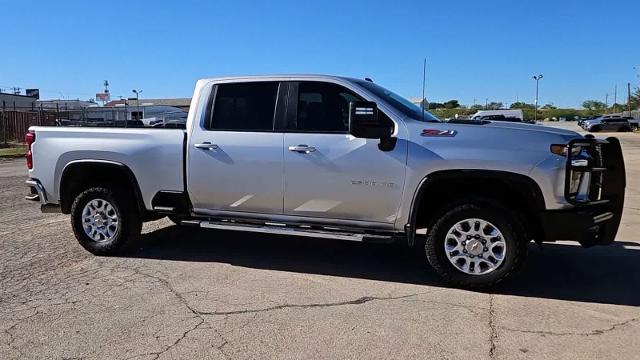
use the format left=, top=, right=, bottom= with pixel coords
left=82, top=199, right=119, bottom=242
left=444, top=218, right=507, bottom=275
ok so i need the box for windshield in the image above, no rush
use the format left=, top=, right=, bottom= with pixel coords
left=353, top=80, right=440, bottom=122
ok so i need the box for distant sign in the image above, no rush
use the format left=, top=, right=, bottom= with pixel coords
left=26, top=89, right=40, bottom=99
left=96, top=93, right=110, bottom=102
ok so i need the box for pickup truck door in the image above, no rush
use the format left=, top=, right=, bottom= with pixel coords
left=282, top=81, right=407, bottom=224
left=187, top=81, right=285, bottom=215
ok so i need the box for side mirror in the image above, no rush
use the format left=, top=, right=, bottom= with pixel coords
left=348, top=101, right=393, bottom=139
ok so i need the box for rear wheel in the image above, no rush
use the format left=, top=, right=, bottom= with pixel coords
left=424, top=200, right=527, bottom=289
left=71, top=187, right=141, bottom=255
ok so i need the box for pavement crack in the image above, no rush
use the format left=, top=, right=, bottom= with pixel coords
left=500, top=317, right=639, bottom=337
left=488, top=294, right=497, bottom=359
left=125, top=317, right=205, bottom=360
left=125, top=269, right=209, bottom=359
left=195, top=294, right=418, bottom=316
left=130, top=268, right=202, bottom=317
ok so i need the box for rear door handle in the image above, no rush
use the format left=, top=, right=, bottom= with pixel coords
left=288, top=145, right=316, bottom=153
left=194, top=142, right=219, bottom=150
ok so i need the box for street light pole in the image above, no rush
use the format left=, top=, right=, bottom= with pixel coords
left=132, top=89, right=143, bottom=122
left=533, top=74, right=543, bottom=122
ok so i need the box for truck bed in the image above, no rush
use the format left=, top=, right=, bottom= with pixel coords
left=28, top=126, right=185, bottom=210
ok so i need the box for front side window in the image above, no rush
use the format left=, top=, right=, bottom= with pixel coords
left=208, top=82, right=279, bottom=131
left=353, top=80, right=440, bottom=123
left=294, top=82, right=362, bottom=133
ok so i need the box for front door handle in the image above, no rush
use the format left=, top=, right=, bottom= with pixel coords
left=194, top=142, right=219, bottom=150
left=288, top=145, right=316, bottom=153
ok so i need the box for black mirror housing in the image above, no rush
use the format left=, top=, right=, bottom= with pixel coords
left=348, top=101, right=393, bottom=139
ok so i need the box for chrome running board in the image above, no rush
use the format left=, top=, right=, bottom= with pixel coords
left=182, top=220, right=393, bottom=243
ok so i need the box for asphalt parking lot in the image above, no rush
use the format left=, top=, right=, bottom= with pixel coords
left=1, top=122, right=639, bottom=360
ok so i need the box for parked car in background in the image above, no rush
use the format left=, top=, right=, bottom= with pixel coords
left=471, top=109, right=524, bottom=121
left=622, top=116, right=639, bottom=130
left=581, top=116, right=632, bottom=132
left=578, top=116, right=600, bottom=127
left=474, top=114, right=523, bottom=122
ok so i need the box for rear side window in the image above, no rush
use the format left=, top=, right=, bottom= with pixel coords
left=294, top=82, right=362, bottom=133
left=208, top=82, right=279, bottom=131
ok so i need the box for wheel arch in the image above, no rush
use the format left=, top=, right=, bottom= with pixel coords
left=406, top=169, right=546, bottom=246
left=59, top=160, right=145, bottom=215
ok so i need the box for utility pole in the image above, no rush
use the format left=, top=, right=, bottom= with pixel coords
left=485, top=98, right=488, bottom=110
left=614, top=85, right=617, bottom=113
left=605, top=93, right=608, bottom=111
left=627, top=83, right=631, bottom=114
left=533, top=74, right=543, bottom=122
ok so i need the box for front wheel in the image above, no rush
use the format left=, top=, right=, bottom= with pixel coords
left=424, top=200, right=527, bottom=289
left=70, top=187, right=141, bottom=255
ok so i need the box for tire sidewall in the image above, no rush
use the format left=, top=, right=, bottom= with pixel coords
left=425, top=202, right=525, bottom=288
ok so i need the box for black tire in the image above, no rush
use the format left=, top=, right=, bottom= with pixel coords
left=618, top=126, right=631, bottom=132
left=70, top=186, right=142, bottom=255
left=424, top=199, right=528, bottom=289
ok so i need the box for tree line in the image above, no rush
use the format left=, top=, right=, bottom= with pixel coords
left=420, top=87, right=640, bottom=111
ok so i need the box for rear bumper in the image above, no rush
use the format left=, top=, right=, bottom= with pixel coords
left=26, top=179, right=61, bottom=213
left=25, top=179, right=47, bottom=204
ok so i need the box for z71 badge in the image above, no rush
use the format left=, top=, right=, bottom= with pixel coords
left=421, top=129, right=458, bottom=137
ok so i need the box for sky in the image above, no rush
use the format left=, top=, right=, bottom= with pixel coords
left=1, top=0, right=639, bottom=108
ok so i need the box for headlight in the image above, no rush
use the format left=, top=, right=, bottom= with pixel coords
left=569, top=170, right=583, bottom=194
left=550, top=144, right=582, bottom=157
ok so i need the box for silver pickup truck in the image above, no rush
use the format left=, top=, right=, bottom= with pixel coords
left=25, top=75, right=626, bottom=289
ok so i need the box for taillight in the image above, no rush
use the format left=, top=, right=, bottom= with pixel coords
left=25, top=132, right=35, bottom=169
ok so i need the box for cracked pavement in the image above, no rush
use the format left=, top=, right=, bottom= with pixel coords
left=1, top=125, right=639, bottom=359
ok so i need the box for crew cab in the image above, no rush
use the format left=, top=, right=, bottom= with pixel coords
left=25, top=75, right=626, bottom=289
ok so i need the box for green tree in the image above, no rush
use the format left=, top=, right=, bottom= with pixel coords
left=541, top=103, right=557, bottom=110
left=444, top=100, right=460, bottom=109
left=629, top=87, right=640, bottom=110
left=582, top=100, right=607, bottom=110
left=610, top=103, right=625, bottom=111
left=510, top=102, right=535, bottom=109
left=470, top=104, right=484, bottom=110
left=428, top=102, right=445, bottom=109
left=486, top=102, right=503, bottom=110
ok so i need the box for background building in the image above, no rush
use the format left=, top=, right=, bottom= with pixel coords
left=0, top=93, right=37, bottom=109
left=105, top=98, right=191, bottom=112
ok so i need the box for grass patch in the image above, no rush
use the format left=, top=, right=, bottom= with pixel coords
left=0, top=145, right=26, bottom=158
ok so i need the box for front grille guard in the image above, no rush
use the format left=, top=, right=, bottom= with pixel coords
left=564, top=136, right=626, bottom=246
left=565, top=137, right=625, bottom=205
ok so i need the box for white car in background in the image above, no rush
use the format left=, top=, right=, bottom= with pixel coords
left=471, top=109, right=524, bottom=121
